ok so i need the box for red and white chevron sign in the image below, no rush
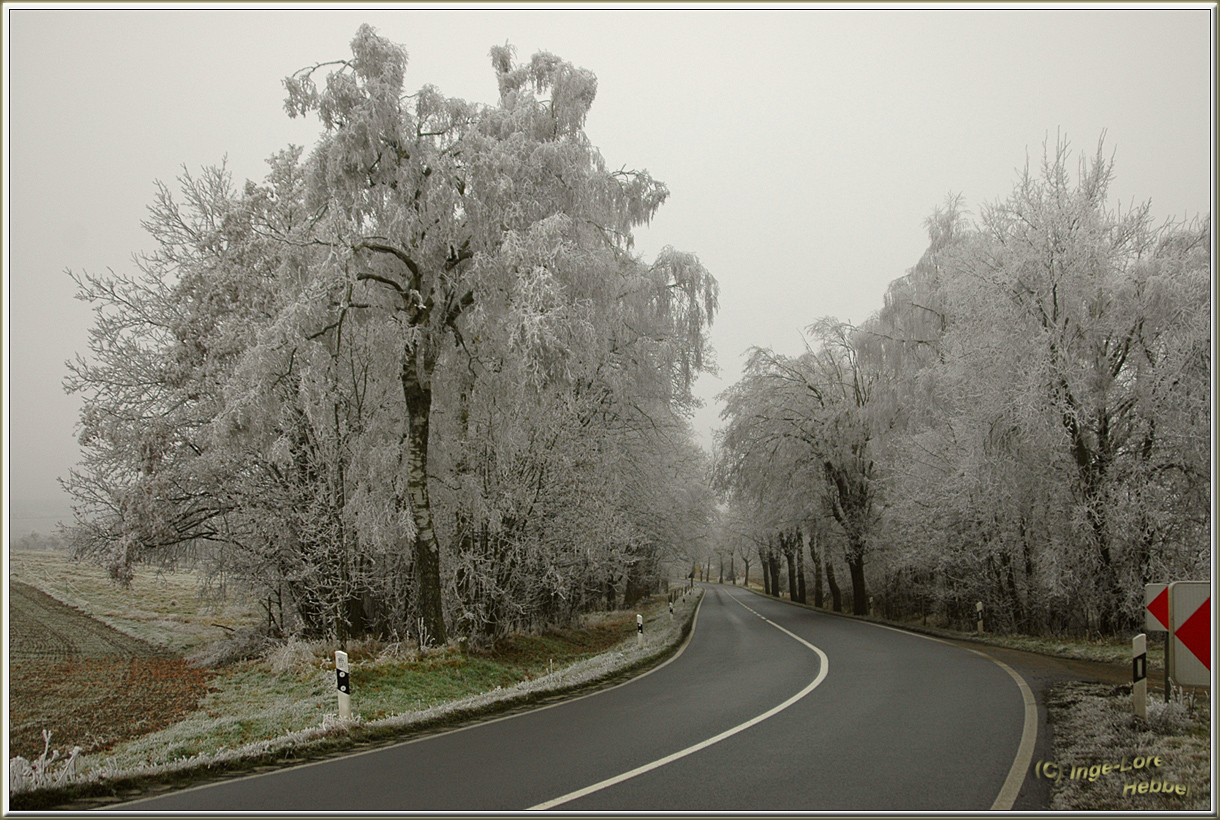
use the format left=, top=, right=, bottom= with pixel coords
left=1169, top=581, right=1210, bottom=688
left=1144, top=583, right=1169, bottom=633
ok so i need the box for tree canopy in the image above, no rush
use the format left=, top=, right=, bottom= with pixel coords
left=66, top=26, right=718, bottom=645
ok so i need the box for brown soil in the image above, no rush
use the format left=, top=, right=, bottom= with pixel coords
left=8, top=582, right=212, bottom=761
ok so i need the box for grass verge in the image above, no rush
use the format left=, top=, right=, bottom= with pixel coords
left=1044, top=681, right=1211, bottom=810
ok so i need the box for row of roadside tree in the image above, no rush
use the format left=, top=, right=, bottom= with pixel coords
left=714, top=137, right=1210, bottom=637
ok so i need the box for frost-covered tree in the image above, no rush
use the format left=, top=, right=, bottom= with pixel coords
left=280, top=27, right=716, bottom=642
left=938, top=137, right=1210, bottom=632
left=66, top=26, right=718, bottom=644
left=716, top=334, right=867, bottom=611
left=65, top=159, right=297, bottom=586
left=65, top=152, right=417, bottom=638
left=717, top=322, right=884, bottom=615
left=713, top=136, right=1207, bottom=636
left=873, top=138, right=1210, bottom=634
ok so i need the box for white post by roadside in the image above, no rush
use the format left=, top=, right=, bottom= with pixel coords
left=336, top=650, right=351, bottom=719
left=976, top=601, right=984, bottom=636
left=1133, top=633, right=1147, bottom=719
left=637, top=613, right=643, bottom=647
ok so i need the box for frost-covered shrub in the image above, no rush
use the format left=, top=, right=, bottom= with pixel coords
left=1144, top=692, right=1197, bottom=735
left=8, top=731, right=82, bottom=793
left=187, top=627, right=272, bottom=668
left=266, top=637, right=329, bottom=675
left=374, top=641, right=418, bottom=664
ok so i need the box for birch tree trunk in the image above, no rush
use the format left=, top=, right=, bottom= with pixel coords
left=402, top=349, right=446, bottom=645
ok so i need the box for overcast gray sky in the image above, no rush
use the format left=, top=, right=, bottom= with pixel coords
left=3, top=5, right=1214, bottom=528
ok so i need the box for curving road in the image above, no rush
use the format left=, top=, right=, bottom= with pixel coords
left=115, top=584, right=1036, bottom=812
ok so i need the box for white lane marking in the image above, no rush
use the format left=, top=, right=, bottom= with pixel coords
left=985, top=658, right=1039, bottom=810
left=754, top=590, right=1038, bottom=812
left=529, top=588, right=828, bottom=811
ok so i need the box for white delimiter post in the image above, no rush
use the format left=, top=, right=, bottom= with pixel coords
left=1133, top=633, right=1147, bottom=719
left=637, top=614, right=644, bottom=647
left=976, top=601, right=984, bottom=636
left=335, top=650, right=352, bottom=719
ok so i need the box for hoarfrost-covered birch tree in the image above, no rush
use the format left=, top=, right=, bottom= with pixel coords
left=66, top=25, right=718, bottom=645
left=280, top=27, right=716, bottom=642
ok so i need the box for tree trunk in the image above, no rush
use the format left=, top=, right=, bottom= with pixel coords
left=730, top=554, right=736, bottom=585
left=1000, top=546, right=1024, bottom=634
left=759, top=548, right=770, bottom=595
left=343, top=594, right=368, bottom=641
left=768, top=549, right=781, bottom=598
left=784, top=541, right=798, bottom=601
left=1092, top=504, right=1124, bottom=634
left=809, top=531, right=823, bottom=608
left=742, top=558, right=750, bottom=588
left=795, top=535, right=807, bottom=604
left=1021, top=518, right=1037, bottom=633
left=847, top=545, right=867, bottom=616
left=826, top=558, right=842, bottom=612
left=623, top=570, right=646, bottom=609
left=1060, top=381, right=1124, bottom=635
left=403, top=350, right=447, bottom=647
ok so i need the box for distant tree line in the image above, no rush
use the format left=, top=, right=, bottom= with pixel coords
left=65, top=26, right=718, bottom=645
left=12, top=532, right=66, bottom=551
left=715, top=138, right=1210, bottom=636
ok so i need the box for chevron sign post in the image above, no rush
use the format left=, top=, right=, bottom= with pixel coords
left=1133, top=633, right=1147, bottom=719
left=1168, top=581, right=1210, bottom=689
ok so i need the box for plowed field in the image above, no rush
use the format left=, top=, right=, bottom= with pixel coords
left=8, top=582, right=212, bottom=760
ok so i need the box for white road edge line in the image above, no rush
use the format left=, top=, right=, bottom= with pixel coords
left=528, top=588, right=829, bottom=811
left=985, top=658, right=1039, bottom=810
left=835, top=614, right=1038, bottom=811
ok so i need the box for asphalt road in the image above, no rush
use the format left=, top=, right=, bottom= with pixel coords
left=116, top=584, right=1035, bottom=811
